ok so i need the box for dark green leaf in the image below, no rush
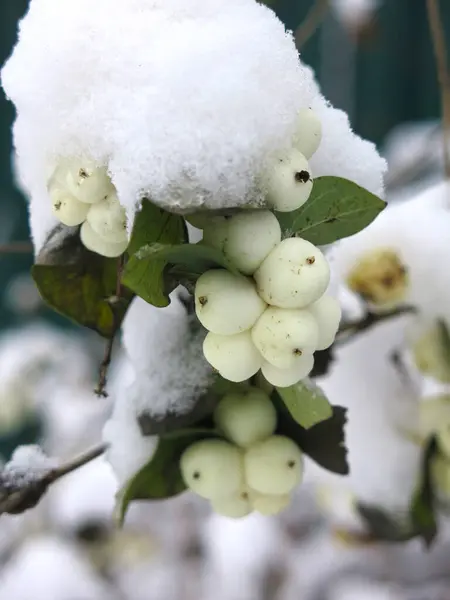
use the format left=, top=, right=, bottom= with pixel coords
left=409, top=436, right=439, bottom=547
left=128, top=199, right=188, bottom=255
left=272, top=391, right=348, bottom=475
left=276, top=176, right=386, bottom=245
left=32, top=226, right=133, bottom=337
left=115, top=430, right=217, bottom=525
left=356, top=503, right=415, bottom=542
left=276, top=380, right=332, bottom=429
left=122, top=242, right=239, bottom=307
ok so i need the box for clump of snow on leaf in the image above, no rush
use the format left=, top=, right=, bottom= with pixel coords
left=2, top=0, right=386, bottom=251
left=104, top=291, right=213, bottom=484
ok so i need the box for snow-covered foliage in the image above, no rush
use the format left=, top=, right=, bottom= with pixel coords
left=2, top=0, right=385, bottom=251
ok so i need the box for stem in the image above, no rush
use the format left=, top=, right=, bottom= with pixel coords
left=427, top=0, right=450, bottom=179
left=0, top=242, right=33, bottom=254
left=94, top=256, right=124, bottom=397
left=295, top=0, right=329, bottom=50
left=48, top=443, right=107, bottom=481
left=337, top=305, right=416, bottom=343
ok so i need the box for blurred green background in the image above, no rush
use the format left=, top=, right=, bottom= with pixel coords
left=0, top=0, right=450, bottom=332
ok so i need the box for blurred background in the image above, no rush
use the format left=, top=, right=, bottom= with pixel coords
left=1, top=1, right=450, bottom=599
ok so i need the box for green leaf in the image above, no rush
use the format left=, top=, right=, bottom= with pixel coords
left=276, top=176, right=386, bottom=245
left=128, top=199, right=188, bottom=255
left=356, top=503, right=415, bottom=543
left=409, top=436, right=439, bottom=547
left=276, top=380, right=332, bottom=429
left=32, top=226, right=133, bottom=337
left=122, top=242, right=239, bottom=307
left=272, top=391, right=348, bottom=475
left=115, top=430, right=217, bottom=525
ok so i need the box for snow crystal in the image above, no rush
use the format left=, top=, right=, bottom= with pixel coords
left=121, top=292, right=213, bottom=417
left=330, top=181, right=450, bottom=325
left=2, top=445, right=57, bottom=489
left=2, top=0, right=386, bottom=252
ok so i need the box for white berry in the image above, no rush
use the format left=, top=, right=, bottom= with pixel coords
left=254, top=238, right=330, bottom=309
left=195, top=270, right=266, bottom=335
left=308, top=296, right=342, bottom=350
left=244, top=435, right=303, bottom=495
left=201, top=216, right=230, bottom=252
left=261, top=355, right=314, bottom=388
left=203, top=211, right=282, bottom=275
left=180, top=439, right=243, bottom=500
left=87, top=192, right=127, bottom=242
left=80, top=221, right=129, bottom=258
left=50, top=187, right=89, bottom=226
left=252, top=307, right=319, bottom=369
left=263, top=149, right=313, bottom=213
left=250, top=491, right=290, bottom=516
left=203, top=331, right=263, bottom=383
left=213, top=387, right=277, bottom=448
left=67, top=162, right=115, bottom=204
left=211, top=489, right=252, bottom=518
left=292, top=108, right=322, bottom=159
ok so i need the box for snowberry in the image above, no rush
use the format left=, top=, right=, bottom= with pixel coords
left=249, top=491, right=291, bottom=516
left=86, top=192, right=127, bottom=243
left=308, top=296, right=342, bottom=350
left=67, top=162, right=115, bottom=205
left=346, top=249, right=408, bottom=310
left=292, top=108, right=322, bottom=159
left=252, top=307, right=319, bottom=369
left=261, top=355, right=314, bottom=388
left=80, top=221, right=128, bottom=258
left=213, top=387, right=277, bottom=448
left=417, top=396, right=450, bottom=441
left=50, top=188, right=89, bottom=226
left=437, top=424, right=450, bottom=460
left=412, top=322, right=450, bottom=384
left=201, top=216, right=230, bottom=252
left=202, top=211, right=282, bottom=275
left=195, top=270, right=266, bottom=335
left=263, top=148, right=313, bottom=213
left=244, top=435, right=303, bottom=495
left=211, top=489, right=252, bottom=518
left=203, top=331, right=263, bottom=383
left=180, top=439, right=243, bottom=500
left=254, top=238, right=330, bottom=309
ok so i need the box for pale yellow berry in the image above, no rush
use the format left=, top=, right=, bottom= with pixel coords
left=249, top=490, right=291, bottom=516
left=50, top=188, right=89, bottom=226
left=87, top=192, right=127, bottom=243
left=80, top=221, right=128, bottom=258
left=263, top=149, right=313, bottom=213
left=252, top=307, right=319, bottom=369
left=261, top=355, right=314, bottom=388
left=203, top=331, right=263, bottom=383
left=180, top=439, right=243, bottom=499
left=292, top=108, right=322, bottom=159
left=213, top=387, right=277, bottom=448
left=211, top=488, right=252, bottom=518
left=195, top=270, right=266, bottom=335
left=254, top=238, right=330, bottom=309
left=308, top=296, right=342, bottom=350
left=244, top=435, right=303, bottom=495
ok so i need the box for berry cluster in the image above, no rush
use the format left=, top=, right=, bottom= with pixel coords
left=180, top=387, right=303, bottom=518
left=192, top=108, right=340, bottom=387
left=48, top=160, right=128, bottom=257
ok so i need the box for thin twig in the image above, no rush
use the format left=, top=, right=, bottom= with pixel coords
left=427, top=0, right=450, bottom=179
left=337, top=305, right=416, bottom=343
left=48, top=443, right=107, bottom=481
left=0, top=242, right=33, bottom=254
left=95, top=255, right=124, bottom=397
left=295, top=0, right=329, bottom=50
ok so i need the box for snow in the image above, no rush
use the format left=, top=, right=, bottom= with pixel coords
left=2, top=0, right=386, bottom=252
left=1, top=445, right=57, bottom=489
left=0, top=536, right=113, bottom=600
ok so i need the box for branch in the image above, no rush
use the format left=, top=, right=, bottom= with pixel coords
left=0, top=242, right=33, bottom=254
left=295, top=0, right=329, bottom=50
left=427, top=0, right=450, bottom=179
left=94, top=255, right=124, bottom=397
left=0, top=443, right=107, bottom=517
left=336, top=305, right=416, bottom=344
